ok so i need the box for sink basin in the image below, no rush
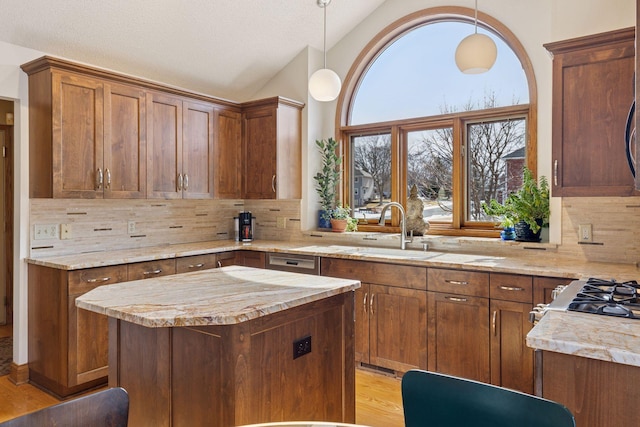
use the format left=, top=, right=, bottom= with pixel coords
left=326, top=245, right=436, bottom=260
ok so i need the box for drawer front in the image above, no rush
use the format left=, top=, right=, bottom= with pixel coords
left=68, top=265, right=128, bottom=295
left=176, top=254, right=218, bottom=273
left=217, top=251, right=237, bottom=267
left=127, top=259, right=176, bottom=280
left=490, top=273, right=533, bottom=303
left=321, top=258, right=426, bottom=290
left=427, top=268, right=489, bottom=297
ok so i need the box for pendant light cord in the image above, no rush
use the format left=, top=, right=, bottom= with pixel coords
left=474, top=0, right=478, bottom=34
left=323, top=2, right=327, bottom=68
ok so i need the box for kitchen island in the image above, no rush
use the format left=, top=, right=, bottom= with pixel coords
left=76, top=266, right=360, bottom=427
left=527, top=310, right=640, bottom=426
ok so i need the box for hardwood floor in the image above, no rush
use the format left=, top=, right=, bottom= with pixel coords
left=0, top=367, right=405, bottom=426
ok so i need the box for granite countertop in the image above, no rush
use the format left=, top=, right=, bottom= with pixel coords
left=26, top=240, right=640, bottom=281
left=75, top=265, right=360, bottom=328
left=526, top=310, right=640, bottom=367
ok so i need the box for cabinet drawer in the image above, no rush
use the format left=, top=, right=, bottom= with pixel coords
left=427, top=268, right=489, bottom=297
left=127, top=259, right=176, bottom=280
left=236, top=251, right=266, bottom=268
left=321, top=258, right=426, bottom=290
left=68, top=265, right=128, bottom=295
left=217, top=251, right=236, bottom=267
left=490, top=273, right=533, bottom=303
left=176, top=254, right=218, bottom=273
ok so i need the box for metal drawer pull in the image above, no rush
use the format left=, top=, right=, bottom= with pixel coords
left=445, top=280, right=468, bottom=285
left=363, top=293, right=368, bottom=314
left=553, top=160, right=558, bottom=186
left=370, top=293, right=375, bottom=317
left=445, top=296, right=468, bottom=302
left=177, top=173, right=183, bottom=191
left=271, top=175, right=277, bottom=193
left=492, top=310, right=498, bottom=336
left=143, top=269, right=162, bottom=275
left=188, top=263, right=205, bottom=269
left=498, top=285, right=525, bottom=292
left=217, top=260, right=222, bottom=268
left=183, top=173, right=189, bottom=191
left=105, top=168, right=111, bottom=189
left=86, top=277, right=111, bottom=283
left=96, top=168, right=103, bottom=189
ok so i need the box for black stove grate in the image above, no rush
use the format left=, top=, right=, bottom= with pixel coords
left=567, top=278, right=640, bottom=319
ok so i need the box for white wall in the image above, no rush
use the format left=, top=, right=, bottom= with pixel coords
left=0, top=41, right=45, bottom=365
left=257, top=0, right=634, bottom=240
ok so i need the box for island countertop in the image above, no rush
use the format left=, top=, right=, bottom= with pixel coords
left=75, top=265, right=361, bottom=328
left=526, top=310, right=640, bottom=367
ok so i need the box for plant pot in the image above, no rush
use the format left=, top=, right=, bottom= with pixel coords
left=330, top=218, right=348, bottom=233
left=318, top=210, right=332, bottom=230
left=514, top=219, right=543, bottom=242
left=500, top=227, right=516, bottom=241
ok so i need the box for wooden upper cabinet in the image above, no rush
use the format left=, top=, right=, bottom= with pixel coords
left=103, top=83, right=146, bottom=198
left=636, top=2, right=640, bottom=191
left=146, top=92, right=183, bottom=199
left=182, top=100, right=215, bottom=199
left=242, top=97, right=303, bottom=199
left=546, top=28, right=638, bottom=197
left=214, top=108, right=242, bottom=199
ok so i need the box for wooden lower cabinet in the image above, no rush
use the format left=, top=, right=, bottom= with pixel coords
left=490, top=299, right=534, bottom=394
left=28, top=264, right=127, bottom=397
left=127, top=259, right=176, bottom=280
left=533, top=276, right=575, bottom=305
left=427, top=291, right=490, bottom=383
left=233, top=250, right=266, bottom=268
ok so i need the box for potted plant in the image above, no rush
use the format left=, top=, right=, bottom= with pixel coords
left=330, top=204, right=351, bottom=232
left=313, top=137, right=341, bottom=229
left=482, top=168, right=550, bottom=242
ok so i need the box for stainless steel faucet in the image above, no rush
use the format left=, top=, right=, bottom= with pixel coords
left=378, top=202, right=411, bottom=250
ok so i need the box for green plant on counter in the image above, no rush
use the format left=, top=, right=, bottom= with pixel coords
left=482, top=167, right=550, bottom=233
left=346, top=217, right=358, bottom=232
left=332, top=203, right=351, bottom=220
left=313, top=137, right=342, bottom=222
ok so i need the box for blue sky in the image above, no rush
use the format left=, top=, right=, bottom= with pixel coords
left=351, top=21, right=529, bottom=125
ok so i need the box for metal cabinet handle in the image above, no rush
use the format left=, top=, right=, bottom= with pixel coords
left=96, top=168, right=103, bottom=189
left=86, top=277, right=111, bottom=283
left=183, top=173, right=189, bottom=191
left=492, top=310, right=498, bottom=336
left=498, top=285, right=525, bottom=292
left=188, top=263, right=205, bottom=269
left=363, top=293, right=368, bottom=314
left=271, top=175, right=276, bottom=193
left=445, top=296, right=468, bottom=302
left=217, top=260, right=222, bottom=268
left=105, top=168, right=111, bottom=189
left=370, top=293, right=375, bottom=317
left=554, top=160, right=558, bottom=186
left=143, top=269, right=162, bottom=276
left=177, top=173, right=183, bottom=191
left=445, top=280, right=468, bottom=285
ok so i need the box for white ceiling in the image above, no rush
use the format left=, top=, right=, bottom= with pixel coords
left=0, top=0, right=387, bottom=101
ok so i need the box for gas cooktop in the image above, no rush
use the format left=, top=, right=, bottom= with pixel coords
left=567, top=278, right=640, bottom=319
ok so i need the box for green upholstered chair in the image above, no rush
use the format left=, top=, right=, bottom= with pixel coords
left=0, top=387, right=128, bottom=427
left=402, top=370, right=575, bottom=427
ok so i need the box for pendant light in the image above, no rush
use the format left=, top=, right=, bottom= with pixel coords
left=309, top=0, right=342, bottom=102
left=455, top=0, right=497, bottom=74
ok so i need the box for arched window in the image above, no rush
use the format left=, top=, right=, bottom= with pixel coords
left=337, top=7, right=537, bottom=236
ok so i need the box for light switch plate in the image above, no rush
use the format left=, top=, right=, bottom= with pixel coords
left=276, top=217, right=286, bottom=229
left=60, top=224, right=72, bottom=240
left=34, top=224, right=59, bottom=240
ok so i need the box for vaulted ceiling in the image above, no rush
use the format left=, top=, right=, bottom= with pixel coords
left=0, top=0, right=386, bottom=101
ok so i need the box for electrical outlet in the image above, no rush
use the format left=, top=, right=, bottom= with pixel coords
left=128, top=221, right=136, bottom=234
left=34, top=224, right=59, bottom=240
left=293, top=335, right=312, bottom=359
left=60, top=224, right=72, bottom=240
left=578, top=224, right=593, bottom=243
left=276, top=216, right=286, bottom=229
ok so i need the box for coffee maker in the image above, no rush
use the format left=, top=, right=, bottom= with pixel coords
left=236, top=211, right=255, bottom=242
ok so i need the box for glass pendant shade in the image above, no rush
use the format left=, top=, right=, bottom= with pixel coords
left=309, top=67, right=342, bottom=102
left=455, top=32, right=497, bottom=74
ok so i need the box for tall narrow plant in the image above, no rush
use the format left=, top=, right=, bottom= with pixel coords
left=313, top=137, right=342, bottom=222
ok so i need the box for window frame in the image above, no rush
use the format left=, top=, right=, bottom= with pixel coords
left=335, top=7, right=537, bottom=237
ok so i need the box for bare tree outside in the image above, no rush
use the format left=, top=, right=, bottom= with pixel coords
left=352, top=134, right=392, bottom=209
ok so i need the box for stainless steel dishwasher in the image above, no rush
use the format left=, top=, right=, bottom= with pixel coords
left=265, top=253, right=320, bottom=275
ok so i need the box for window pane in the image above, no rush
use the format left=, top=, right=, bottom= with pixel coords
left=351, top=134, right=392, bottom=222
left=407, top=128, right=453, bottom=223
left=467, top=118, right=526, bottom=221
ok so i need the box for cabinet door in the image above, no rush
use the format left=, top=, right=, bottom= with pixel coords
left=147, top=92, right=183, bottom=199
left=68, top=265, right=127, bottom=387
left=370, top=284, right=427, bottom=372
left=355, top=284, right=370, bottom=364
left=52, top=72, right=104, bottom=198
left=427, top=292, right=490, bottom=383
left=182, top=100, right=214, bottom=199
left=243, top=107, right=277, bottom=199
left=214, top=108, right=242, bottom=199
left=533, top=276, right=575, bottom=304
left=103, top=83, right=146, bottom=199
left=489, top=299, right=534, bottom=394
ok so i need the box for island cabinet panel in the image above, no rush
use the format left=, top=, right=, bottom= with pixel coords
left=28, top=264, right=127, bottom=397
left=214, top=108, right=242, bottom=199
left=427, top=291, right=490, bottom=383
left=321, top=258, right=427, bottom=372
left=541, top=350, right=640, bottom=427
left=108, top=292, right=355, bottom=427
